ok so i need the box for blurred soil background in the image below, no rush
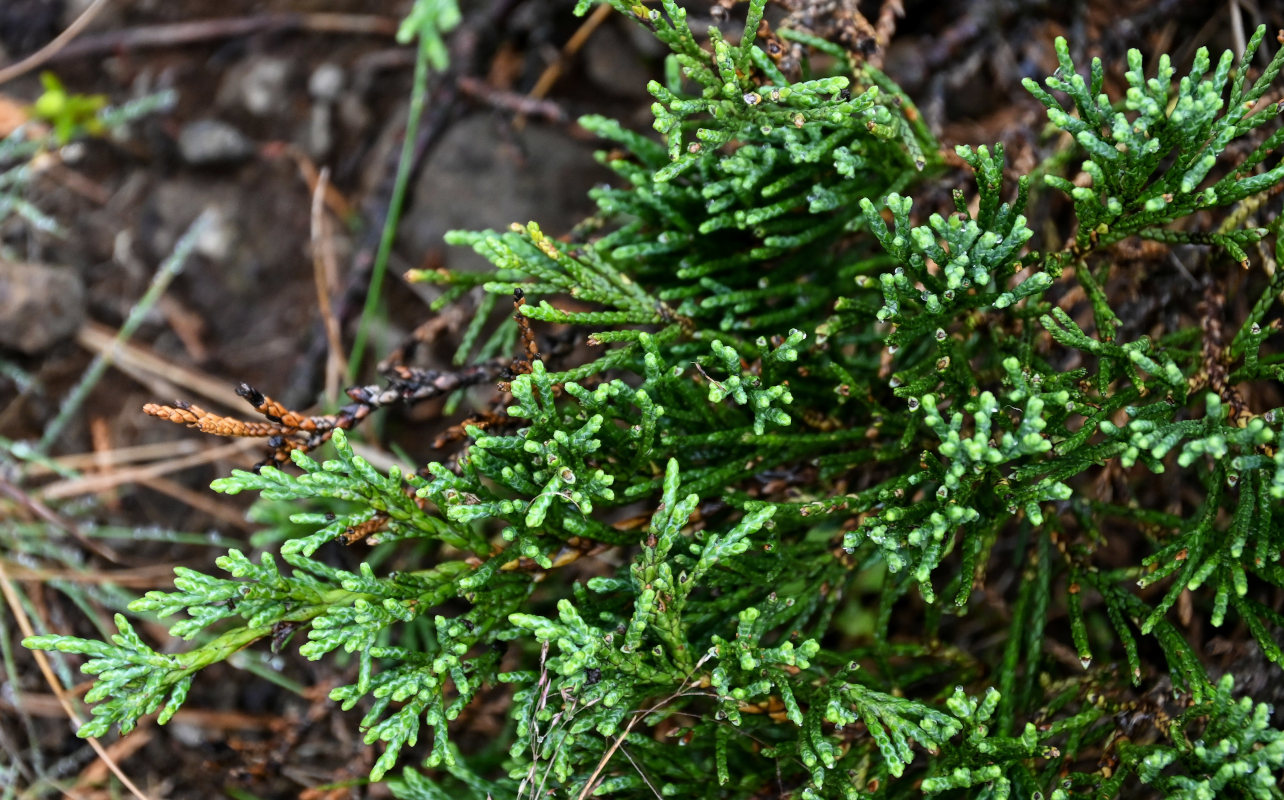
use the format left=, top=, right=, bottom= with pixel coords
left=0, top=0, right=1279, bottom=797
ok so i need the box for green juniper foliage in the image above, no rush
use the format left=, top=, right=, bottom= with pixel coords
left=25, top=2, right=1284, bottom=798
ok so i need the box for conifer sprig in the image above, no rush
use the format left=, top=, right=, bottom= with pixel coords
left=24, top=4, right=1284, bottom=798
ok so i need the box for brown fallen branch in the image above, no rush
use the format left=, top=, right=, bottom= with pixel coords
left=42, top=13, right=398, bottom=65
left=76, top=320, right=246, bottom=413
left=456, top=76, right=569, bottom=124
left=0, top=0, right=111, bottom=85
left=514, top=1, right=611, bottom=130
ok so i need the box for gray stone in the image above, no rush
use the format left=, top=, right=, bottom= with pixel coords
left=177, top=119, right=254, bottom=165
left=308, top=63, right=345, bottom=103
left=0, top=261, right=86, bottom=354
left=145, top=181, right=238, bottom=265
left=584, top=21, right=653, bottom=96
left=402, top=114, right=608, bottom=278
left=192, top=205, right=235, bottom=262
left=238, top=58, right=292, bottom=117
left=337, top=92, right=371, bottom=132
left=300, top=103, right=333, bottom=159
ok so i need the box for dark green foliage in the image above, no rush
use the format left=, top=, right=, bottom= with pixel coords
left=25, top=2, right=1284, bottom=798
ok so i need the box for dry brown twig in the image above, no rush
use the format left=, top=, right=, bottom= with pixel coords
left=134, top=474, right=257, bottom=532
left=457, top=76, right=568, bottom=123
left=1, top=474, right=122, bottom=563
left=0, top=0, right=112, bottom=85
left=36, top=439, right=258, bottom=501
left=76, top=321, right=246, bottom=413
left=266, top=143, right=355, bottom=221
left=0, top=562, right=196, bottom=588
left=39, top=13, right=399, bottom=66
left=24, top=439, right=205, bottom=478
left=871, top=0, right=905, bottom=69
left=516, top=2, right=613, bottom=130
left=309, top=167, right=348, bottom=404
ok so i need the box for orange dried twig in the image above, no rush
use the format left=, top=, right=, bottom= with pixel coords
left=501, top=289, right=539, bottom=381
left=142, top=399, right=288, bottom=438
left=340, top=513, right=389, bottom=545
left=144, top=383, right=369, bottom=468
left=236, top=384, right=335, bottom=433
left=498, top=289, right=542, bottom=393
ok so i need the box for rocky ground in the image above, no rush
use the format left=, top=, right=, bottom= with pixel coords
left=0, top=0, right=1273, bottom=796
